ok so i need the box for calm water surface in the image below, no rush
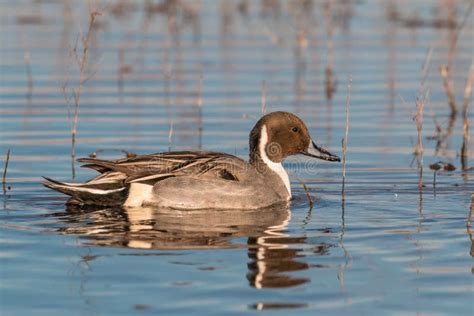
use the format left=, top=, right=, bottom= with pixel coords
left=1, top=0, right=473, bottom=315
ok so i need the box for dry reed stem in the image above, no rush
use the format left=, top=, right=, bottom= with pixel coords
left=261, top=80, right=267, bottom=115
left=2, top=149, right=11, bottom=194
left=468, top=194, right=473, bottom=228
left=461, top=60, right=474, bottom=170
left=325, top=67, right=335, bottom=100
left=437, top=3, right=472, bottom=123
left=16, top=23, right=34, bottom=110
left=439, top=65, right=457, bottom=116
left=468, top=194, right=473, bottom=257
left=197, top=74, right=203, bottom=108
left=62, top=9, right=102, bottom=179
left=71, top=11, right=102, bottom=156
left=324, top=0, right=335, bottom=100
left=449, top=2, right=473, bottom=52
left=342, top=76, right=352, bottom=198
left=24, top=51, right=33, bottom=100
left=426, top=96, right=444, bottom=141
left=414, top=47, right=432, bottom=190
left=168, top=119, right=174, bottom=152
left=299, top=179, right=314, bottom=210
left=117, top=46, right=132, bottom=103
left=197, top=74, right=203, bottom=149
left=20, top=29, right=33, bottom=101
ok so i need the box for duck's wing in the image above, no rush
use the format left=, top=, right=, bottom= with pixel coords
left=78, top=151, right=247, bottom=184
left=43, top=151, right=248, bottom=205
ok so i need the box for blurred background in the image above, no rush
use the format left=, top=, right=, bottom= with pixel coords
left=0, top=0, right=473, bottom=315
left=1, top=0, right=472, bottom=170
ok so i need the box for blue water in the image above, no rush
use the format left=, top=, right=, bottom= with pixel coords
left=1, top=0, right=473, bottom=315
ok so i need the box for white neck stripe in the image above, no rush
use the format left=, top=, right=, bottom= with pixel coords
left=259, top=125, right=291, bottom=197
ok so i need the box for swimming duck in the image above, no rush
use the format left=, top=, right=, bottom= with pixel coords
left=43, top=111, right=340, bottom=209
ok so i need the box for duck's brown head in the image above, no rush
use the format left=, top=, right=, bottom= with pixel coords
left=249, top=111, right=340, bottom=164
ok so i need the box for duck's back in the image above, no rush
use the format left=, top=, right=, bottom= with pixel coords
left=43, top=151, right=286, bottom=209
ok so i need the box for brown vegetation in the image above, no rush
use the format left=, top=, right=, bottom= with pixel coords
left=341, top=76, right=352, bottom=199
left=62, top=10, right=103, bottom=178
left=2, top=149, right=11, bottom=194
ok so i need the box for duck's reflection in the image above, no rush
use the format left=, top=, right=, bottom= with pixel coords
left=52, top=204, right=332, bottom=288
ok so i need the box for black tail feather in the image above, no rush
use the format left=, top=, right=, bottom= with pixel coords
left=43, top=177, right=127, bottom=206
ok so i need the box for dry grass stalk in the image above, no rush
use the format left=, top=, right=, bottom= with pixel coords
left=168, top=118, right=174, bottom=152
left=261, top=80, right=267, bottom=115
left=300, top=179, right=314, bottom=210
left=324, top=0, right=335, bottom=100
left=325, top=67, right=335, bottom=100
left=414, top=47, right=433, bottom=190
left=118, top=47, right=124, bottom=102
left=24, top=51, right=33, bottom=100
left=18, top=22, right=33, bottom=103
left=461, top=60, right=474, bottom=170
left=62, top=9, right=103, bottom=177
left=468, top=194, right=473, bottom=228
left=2, top=149, right=11, bottom=194
left=342, top=76, right=352, bottom=198
left=197, top=74, right=203, bottom=149
left=197, top=74, right=203, bottom=108
left=71, top=11, right=102, bottom=155
left=447, top=2, right=473, bottom=54
left=20, top=30, right=33, bottom=101
left=437, top=3, right=472, bottom=122
left=467, top=194, right=474, bottom=227
left=117, top=46, right=133, bottom=103
left=425, top=92, right=449, bottom=155
left=439, top=65, right=457, bottom=116
left=468, top=194, right=473, bottom=257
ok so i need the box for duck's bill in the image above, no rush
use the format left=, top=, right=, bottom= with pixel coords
left=301, top=140, right=341, bottom=162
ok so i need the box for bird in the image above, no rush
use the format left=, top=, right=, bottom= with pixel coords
left=43, top=111, right=340, bottom=210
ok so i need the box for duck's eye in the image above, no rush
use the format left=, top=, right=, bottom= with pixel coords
left=291, top=127, right=299, bottom=133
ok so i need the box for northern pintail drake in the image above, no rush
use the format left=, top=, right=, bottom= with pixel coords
left=43, top=111, right=340, bottom=209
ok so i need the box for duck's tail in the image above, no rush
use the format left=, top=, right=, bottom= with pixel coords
left=42, top=176, right=128, bottom=206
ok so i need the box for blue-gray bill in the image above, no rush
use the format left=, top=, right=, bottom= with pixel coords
left=301, top=140, right=341, bottom=162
